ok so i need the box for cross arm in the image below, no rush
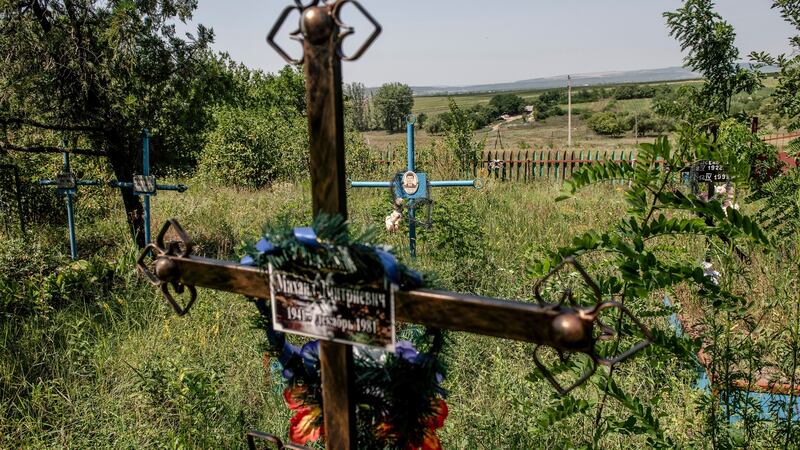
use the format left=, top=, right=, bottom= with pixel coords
left=430, top=180, right=481, bottom=188
left=350, top=181, right=391, bottom=188
left=38, top=179, right=102, bottom=186
left=140, top=215, right=650, bottom=395
left=109, top=180, right=188, bottom=192
left=144, top=249, right=588, bottom=349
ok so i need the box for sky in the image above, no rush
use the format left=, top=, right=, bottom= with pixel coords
left=175, top=1, right=797, bottom=87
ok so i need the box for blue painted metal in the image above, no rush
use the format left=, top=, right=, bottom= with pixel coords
left=350, top=115, right=480, bottom=258
left=430, top=180, right=479, bottom=187
left=37, top=149, right=102, bottom=260
left=64, top=153, right=77, bottom=259
left=108, top=129, right=188, bottom=245
left=350, top=181, right=391, bottom=188
left=142, top=130, right=152, bottom=245
left=664, top=296, right=800, bottom=422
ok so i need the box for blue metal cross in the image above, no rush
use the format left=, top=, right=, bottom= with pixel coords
left=350, top=115, right=481, bottom=258
left=109, top=129, right=187, bottom=245
left=37, top=148, right=102, bottom=260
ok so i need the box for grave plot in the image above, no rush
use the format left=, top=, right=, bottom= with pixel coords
left=37, top=149, right=102, bottom=260
left=350, top=114, right=481, bottom=258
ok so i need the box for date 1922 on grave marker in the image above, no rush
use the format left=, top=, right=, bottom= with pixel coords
left=691, top=160, right=729, bottom=184
left=269, top=265, right=396, bottom=351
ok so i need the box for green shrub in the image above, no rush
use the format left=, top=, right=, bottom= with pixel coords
left=586, top=111, right=630, bottom=136
left=198, top=106, right=308, bottom=188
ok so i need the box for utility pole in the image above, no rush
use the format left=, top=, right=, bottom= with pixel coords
left=568, top=75, right=572, bottom=147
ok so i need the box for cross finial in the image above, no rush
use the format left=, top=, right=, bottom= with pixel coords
left=267, top=0, right=382, bottom=65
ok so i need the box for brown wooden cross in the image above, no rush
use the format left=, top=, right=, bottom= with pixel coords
left=136, top=2, right=651, bottom=449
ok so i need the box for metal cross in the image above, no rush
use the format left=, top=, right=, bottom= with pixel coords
left=350, top=115, right=481, bottom=257
left=136, top=2, right=651, bottom=449
left=37, top=147, right=102, bottom=260
left=109, top=129, right=187, bottom=245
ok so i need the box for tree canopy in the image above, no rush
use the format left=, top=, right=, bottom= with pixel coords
left=372, top=82, right=414, bottom=133
left=664, top=0, right=762, bottom=117
left=0, top=0, right=230, bottom=246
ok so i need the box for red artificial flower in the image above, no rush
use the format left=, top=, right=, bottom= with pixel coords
left=283, top=386, right=306, bottom=410
left=289, top=405, right=322, bottom=444
left=401, top=398, right=449, bottom=450
left=427, top=398, right=448, bottom=430
left=284, top=386, right=323, bottom=445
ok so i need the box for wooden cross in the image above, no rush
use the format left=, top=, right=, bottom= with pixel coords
left=137, top=2, right=651, bottom=448
left=109, top=129, right=188, bottom=245
left=350, top=114, right=481, bottom=257
left=37, top=147, right=102, bottom=259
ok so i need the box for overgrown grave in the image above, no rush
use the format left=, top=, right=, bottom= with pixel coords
left=37, top=148, right=102, bottom=260
left=551, top=135, right=782, bottom=444
left=136, top=2, right=652, bottom=449
left=673, top=156, right=800, bottom=418
left=108, top=129, right=187, bottom=245
left=350, top=114, right=481, bottom=258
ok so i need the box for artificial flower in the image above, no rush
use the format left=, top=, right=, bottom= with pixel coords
left=289, top=405, right=322, bottom=444
left=284, top=386, right=323, bottom=444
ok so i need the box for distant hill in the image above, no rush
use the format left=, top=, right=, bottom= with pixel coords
left=408, top=66, right=703, bottom=96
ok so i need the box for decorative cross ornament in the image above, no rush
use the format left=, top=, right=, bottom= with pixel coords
left=109, top=129, right=188, bottom=245
left=137, top=3, right=651, bottom=448
left=350, top=114, right=481, bottom=257
left=37, top=148, right=102, bottom=260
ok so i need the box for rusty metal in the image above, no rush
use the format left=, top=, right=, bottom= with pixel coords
left=267, top=0, right=381, bottom=65
left=137, top=220, right=197, bottom=316
left=264, top=2, right=384, bottom=447
left=246, top=431, right=313, bottom=450
left=531, top=257, right=652, bottom=394
left=138, top=221, right=651, bottom=396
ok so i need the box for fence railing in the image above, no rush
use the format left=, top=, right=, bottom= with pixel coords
left=761, top=131, right=800, bottom=148
left=372, top=148, right=798, bottom=182
left=375, top=149, right=647, bottom=181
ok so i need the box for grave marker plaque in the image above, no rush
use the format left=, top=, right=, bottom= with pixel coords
left=55, top=171, right=77, bottom=194
left=691, top=160, right=729, bottom=184
left=269, top=267, right=396, bottom=350
left=133, top=175, right=158, bottom=196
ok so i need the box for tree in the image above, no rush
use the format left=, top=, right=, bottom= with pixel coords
left=751, top=1, right=800, bottom=130
left=372, top=82, right=414, bottom=132
left=443, top=98, right=483, bottom=173
left=489, top=93, right=525, bottom=116
left=344, top=82, right=369, bottom=131
left=664, top=0, right=762, bottom=117
left=0, top=0, right=222, bottom=247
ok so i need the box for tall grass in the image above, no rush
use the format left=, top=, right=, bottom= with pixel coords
left=0, top=170, right=795, bottom=448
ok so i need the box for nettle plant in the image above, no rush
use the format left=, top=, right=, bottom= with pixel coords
left=527, top=135, right=773, bottom=447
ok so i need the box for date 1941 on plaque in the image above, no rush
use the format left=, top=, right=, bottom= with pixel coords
left=268, top=265, right=396, bottom=351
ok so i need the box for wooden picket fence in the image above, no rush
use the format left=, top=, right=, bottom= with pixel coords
left=478, top=149, right=639, bottom=181
left=373, top=147, right=798, bottom=182
left=375, top=148, right=645, bottom=181
left=761, top=131, right=800, bottom=149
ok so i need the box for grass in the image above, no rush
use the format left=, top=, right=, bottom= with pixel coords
left=0, top=142, right=797, bottom=448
